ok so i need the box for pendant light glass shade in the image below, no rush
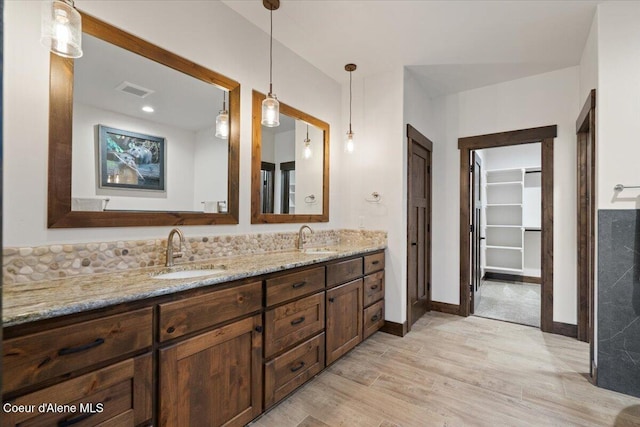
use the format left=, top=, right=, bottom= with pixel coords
left=262, top=1, right=280, bottom=127
left=345, top=130, right=355, bottom=153
left=40, top=0, right=83, bottom=58
left=261, top=93, right=280, bottom=127
left=303, top=125, right=312, bottom=159
left=215, top=92, right=229, bottom=139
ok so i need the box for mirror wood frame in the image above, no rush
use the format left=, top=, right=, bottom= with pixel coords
left=251, top=90, right=330, bottom=224
left=48, top=12, right=240, bottom=228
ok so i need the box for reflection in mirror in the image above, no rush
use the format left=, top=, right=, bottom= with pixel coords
left=72, top=34, right=228, bottom=212
left=260, top=114, right=324, bottom=214
left=252, top=91, right=329, bottom=224
left=48, top=12, right=240, bottom=228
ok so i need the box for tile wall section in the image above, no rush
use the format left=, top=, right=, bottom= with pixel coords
left=597, top=210, right=640, bottom=398
left=3, top=230, right=386, bottom=284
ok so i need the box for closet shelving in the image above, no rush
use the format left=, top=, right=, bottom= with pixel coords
left=484, top=168, right=525, bottom=273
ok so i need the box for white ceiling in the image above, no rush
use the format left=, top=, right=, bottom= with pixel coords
left=223, top=0, right=602, bottom=95
left=75, top=34, right=226, bottom=132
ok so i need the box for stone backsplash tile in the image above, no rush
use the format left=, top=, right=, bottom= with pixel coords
left=3, top=229, right=386, bottom=284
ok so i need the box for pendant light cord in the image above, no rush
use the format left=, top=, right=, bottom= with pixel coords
left=349, top=70, right=353, bottom=133
left=223, top=91, right=226, bottom=111
left=269, top=8, right=273, bottom=95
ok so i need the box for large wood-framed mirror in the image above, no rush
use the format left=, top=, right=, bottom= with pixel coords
left=251, top=91, right=329, bottom=223
left=48, top=12, right=240, bottom=228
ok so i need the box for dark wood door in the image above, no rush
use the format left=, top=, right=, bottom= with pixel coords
left=407, top=125, right=433, bottom=329
left=326, top=279, right=362, bottom=365
left=470, top=152, right=483, bottom=314
left=159, top=315, right=262, bottom=427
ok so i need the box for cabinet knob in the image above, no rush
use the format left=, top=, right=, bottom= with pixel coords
left=254, top=325, right=264, bottom=333
left=328, top=297, right=335, bottom=303
left=166, top=327, right=175, bottom=334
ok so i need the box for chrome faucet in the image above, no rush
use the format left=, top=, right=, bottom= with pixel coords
left=165, top=228, right=186, bottom=267
left=298, top=225, right=313, bottom=250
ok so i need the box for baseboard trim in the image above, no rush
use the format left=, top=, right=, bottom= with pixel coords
left=484, top=272, right=542, bottom=285
left=552, top=321, right=578, bottom=338
left=430, top=301, right=461, bottom=315
left=380, top=320, right=408, bottom=337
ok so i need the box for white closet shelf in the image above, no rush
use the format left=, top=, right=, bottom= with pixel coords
left=484, top=266, right=523, bottom=273
left=486, top=181, right=522, bottom=186
left=485, top=245, right=522, bottom=251
left=485, top=225, right=523, bottom=228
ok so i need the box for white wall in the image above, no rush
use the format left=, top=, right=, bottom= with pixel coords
left=337, top=68, right=404, bottom=322
left=434, top=67, right=580, bottom=324
left=193, top=126, right=228, bottom=212
left=596, top=1, right=640, bottom=210
left=579, top=11, right=598, bottom=105
left=3, top=0, right=341, bottom=246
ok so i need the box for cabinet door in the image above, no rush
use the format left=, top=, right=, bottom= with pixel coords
left=159, top=315, right=262, bottom=427
left=325, top=279, right=363, bottom=365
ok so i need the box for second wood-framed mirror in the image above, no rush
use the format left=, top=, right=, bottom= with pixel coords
left=48, top=11, right=240, bottom=228
left=251, top=91, right=329, bottom=223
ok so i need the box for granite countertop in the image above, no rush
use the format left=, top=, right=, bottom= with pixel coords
left=3, top=242, right=385, bottom=327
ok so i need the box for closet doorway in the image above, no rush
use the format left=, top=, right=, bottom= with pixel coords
left=458, top=125, right=556, bottom=333
left=471, top=144, right=542, bottom=327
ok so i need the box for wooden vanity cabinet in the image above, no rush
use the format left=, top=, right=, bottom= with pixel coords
left=2, top=309, right=154, bottom=427
left=325, top=278, right=363, bottom=365
left=263, top=266, right=326, bottom=409
left=362, top=252, right=386, bottom=339
left=158, top=314, right=262, bottom=427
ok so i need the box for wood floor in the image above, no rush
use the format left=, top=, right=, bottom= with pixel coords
left=250, top=312, right=640, bottom=427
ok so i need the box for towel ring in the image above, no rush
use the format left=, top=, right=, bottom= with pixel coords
left=365, top=192, right=382, bottom=203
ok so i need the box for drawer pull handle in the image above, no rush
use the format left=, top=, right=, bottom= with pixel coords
left=290, top=316, right=306, bottom=326
left=370, top=284, right=379, bottom=290
left=328, top=297, right=335, bottom=303
left=371, top=314, right=380, bottom=322
left=290, top=361, right=306, bottom=372
left=167, top=327, right=176, bottom=334
left=58, top=412, right=94, bottom=427
left=292, top=281, right=306, bottom=289
left=372, top=260, right=380, bottom=265
left=58, top=338, right=105, bottom=356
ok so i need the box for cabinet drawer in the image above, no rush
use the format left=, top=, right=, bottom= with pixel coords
left=3, top=308, right=152, bottom=394
left=266, top=266, right=325, bottom=307
left=264, top=333, right=325, bottom=409
left=159, top=281, right=262, bottom=341
left=364, top=252, right=385, bottom=275
left=363, top=271, right=385, bottom=307
left=326, top=257, right=363, bottom=288
left=363, top=300, right=385, bottom=340
left=265, top=292, right=325, bottom=358
left=2, top=354, right=152, bottom=427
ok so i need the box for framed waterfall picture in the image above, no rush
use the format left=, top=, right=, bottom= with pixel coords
left=98, top=125, right=166, bottom=191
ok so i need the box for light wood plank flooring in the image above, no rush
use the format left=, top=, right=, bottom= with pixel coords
left=250, top=312, right=640, bottom=427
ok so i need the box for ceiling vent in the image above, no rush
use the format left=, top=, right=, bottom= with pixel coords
left=115, top=81, right=155, bottom=98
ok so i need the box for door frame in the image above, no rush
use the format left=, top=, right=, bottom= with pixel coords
left=458, top=125, right=557, bottom=333
left=470, top=152, right=483, bottom=314
left=406, top=124, right=433, bottom=332
left=576, top=89, right=596, bottom=376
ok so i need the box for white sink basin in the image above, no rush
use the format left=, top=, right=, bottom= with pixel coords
left=151, top=265, right=226, bottom=280
left=302, top=248, right=338, bottom=255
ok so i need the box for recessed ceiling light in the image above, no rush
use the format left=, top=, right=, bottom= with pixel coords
left=142, top=106, right=154, bottom=113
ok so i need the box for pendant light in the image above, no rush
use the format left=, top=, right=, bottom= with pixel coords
left=344, top=63, right=357, bottom=153
left=261, top=0, right=280, bottom=127
left=40, top=0, right=83, bottom=58
left=215, top=91, right=229, bottom=139
left=303, top=124, right=312, bottom=159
